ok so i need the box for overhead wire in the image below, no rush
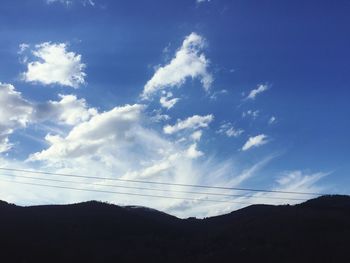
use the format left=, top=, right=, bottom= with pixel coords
left=0, top=167, right=326, bottom=196
left=0, top=178, right=260, bottom=205
left=0, top=173, right=308, bottom=201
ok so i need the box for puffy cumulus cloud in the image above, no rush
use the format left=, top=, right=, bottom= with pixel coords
left=36, top=94, right=97, bottom=125
left=163, top=114, right=214, bottom=134
left=159, top=92, right=179, bottom=110
left=29, top=104, right=206, bottom=176
left=22, top=42, right=86, bottom=88
left=242, top=134, right=268, bottom=151
left=29, top=104, right=190, bottom=186
left=246, top=84, right=269, bottom=100
left=142, top=33, right=213, bottom=99
left=29, top=104, right=148, bottom=163
left=217, top=122, right=244, bottom=138
left=0, top=83, right=34, bottom=152
left=0, top=83, right=95, bottom=153
left=0, top=83, right=33, bottom=127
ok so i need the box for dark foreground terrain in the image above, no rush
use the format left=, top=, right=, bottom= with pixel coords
left=1, top=195, right=350, bottom=262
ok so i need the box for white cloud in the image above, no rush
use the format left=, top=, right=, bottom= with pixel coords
left=37, top=94, right=97, bottom=125
left=82, top=0, right=95, bottom=6
left=46, top=0, right=95, bottom=6
left=29, top=104, right=147, bottom=162
left=191, top=130, right=203, bottom=141
left=18, top=43, right=29, bottom=54
left=159, top=92, right=179, bottom=110
left=0, top=83, right=33, bottom=127
left=246, top=84, right=269, bottom=100
left=22, top=42, right=86, bottom=88
left=209, top=89, right=228, bottom=100
left=226, top=127, right=244, bottom=137
left=142, top=32, right=213, bottom=99
left=30, top=107, right=212, bottom=166
left=0, top=86, right=297, bottom=218
left=0, top=138, right=12, bottom=153
left=18, top=43, right=30, bottom=64
left=248, top=171, right=327, bottom=205
left=0, top=83, right=34, bottom=153
left=166, top=156, right=275, bottom=217
left=276, top=170, right=326, bottom=188
left=269, top=116, right=276, bottom=124
left=0, top=83, right=97, bottom=153
left=24, top=104, right=237, bottom=218
left=0, top=37, right=324, bottom=219
left=217, top=122, right=244, bottom=138
left=242, top=110, right=259, bottom=119
left=149, top=109, right=171, bottom=123
left=122, top=154, right=178, bottom=180
left=163, top=114, right=214, bottom=134
left=47, top=0, right=72, bottom=5
left=185, top=143, right=204, bottom=159
left=215, top=170, right=327, bottom=214
left=242, top=134, right=268, bottom=151
left=196, top=0, right=210, bottom=3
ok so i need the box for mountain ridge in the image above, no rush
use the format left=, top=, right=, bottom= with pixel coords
left=1, top=195, right=349, bottom=262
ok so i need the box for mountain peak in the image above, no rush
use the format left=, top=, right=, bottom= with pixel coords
left=299, top=195, right=350, bottom=209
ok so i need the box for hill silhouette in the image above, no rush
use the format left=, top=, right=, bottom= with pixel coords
left=1, top=195, right=349, bottom=262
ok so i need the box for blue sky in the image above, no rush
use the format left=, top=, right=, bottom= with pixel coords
left=0, top=0, right=349, bottom=217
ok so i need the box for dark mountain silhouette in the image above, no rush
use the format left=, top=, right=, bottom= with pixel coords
left=1, top=195, right=350, bottom=262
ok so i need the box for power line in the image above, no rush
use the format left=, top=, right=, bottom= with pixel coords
left=0, top=173, right=308, bottom=201
left=0, top=167, right=325, bottom=196
left=0, top=178, right=259, bottom=205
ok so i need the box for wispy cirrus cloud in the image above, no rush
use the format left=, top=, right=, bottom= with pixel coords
left=196, top=0, right=210, bottom=3
left=242, top=134, right=269, bottom=151
left=243, top=170, right=328, bottom=206
left=246, top=84, right=269, bottom=100
left=217, top=122, right=244, bottom=138
left=46, top=0, right=95, bottom=6
left=242, top=110, right=259, bottom=119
